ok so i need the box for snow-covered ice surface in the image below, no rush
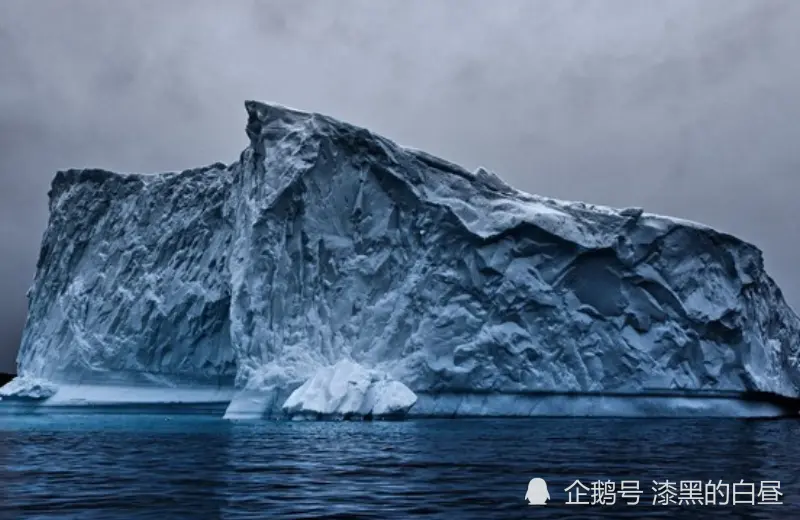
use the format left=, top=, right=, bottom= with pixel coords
left=4, top=100, right=800, bottom=418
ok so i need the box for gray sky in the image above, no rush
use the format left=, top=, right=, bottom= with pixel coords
left=1, top=0, right=799, bottom=373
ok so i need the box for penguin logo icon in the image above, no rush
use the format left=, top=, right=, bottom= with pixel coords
left=525, top=477, right=550, bottom=506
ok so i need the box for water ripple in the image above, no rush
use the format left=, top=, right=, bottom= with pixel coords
left=0, top=416, right=798, bottom=519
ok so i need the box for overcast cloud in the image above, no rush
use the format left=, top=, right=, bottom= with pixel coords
left=1, top=0, right=799, bottom=372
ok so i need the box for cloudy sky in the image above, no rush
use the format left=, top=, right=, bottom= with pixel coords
left=1, top=0, right=799, bottom=373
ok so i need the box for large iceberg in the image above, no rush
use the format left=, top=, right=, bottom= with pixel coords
left=4, top=100, right=800, bottom=418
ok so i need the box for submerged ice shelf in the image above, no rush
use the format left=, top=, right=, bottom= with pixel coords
left=3, top=100, right=800, bottom=419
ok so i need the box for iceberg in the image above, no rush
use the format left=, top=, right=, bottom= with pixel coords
left=281, top=359, right=417, bottom=419
left=0, top=376, right=57, bottom=400
left=3, top=100, right=800, bottom=418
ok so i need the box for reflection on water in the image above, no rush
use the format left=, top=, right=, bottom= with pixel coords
left=0, top=415, right=798, bottom=519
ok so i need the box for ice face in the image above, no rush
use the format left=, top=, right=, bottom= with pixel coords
left=4, top=100, right=800, bottom=417
left=17, top=166, right=236, bottom=389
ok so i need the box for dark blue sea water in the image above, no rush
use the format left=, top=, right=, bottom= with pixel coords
left=0, top=415, right=797, bottom=519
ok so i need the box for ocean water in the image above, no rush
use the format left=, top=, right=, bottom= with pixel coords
left=0, top=414, right=797, bottom=519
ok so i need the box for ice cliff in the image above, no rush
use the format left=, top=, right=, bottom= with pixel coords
left=5, top=100, right=800, bottom=418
